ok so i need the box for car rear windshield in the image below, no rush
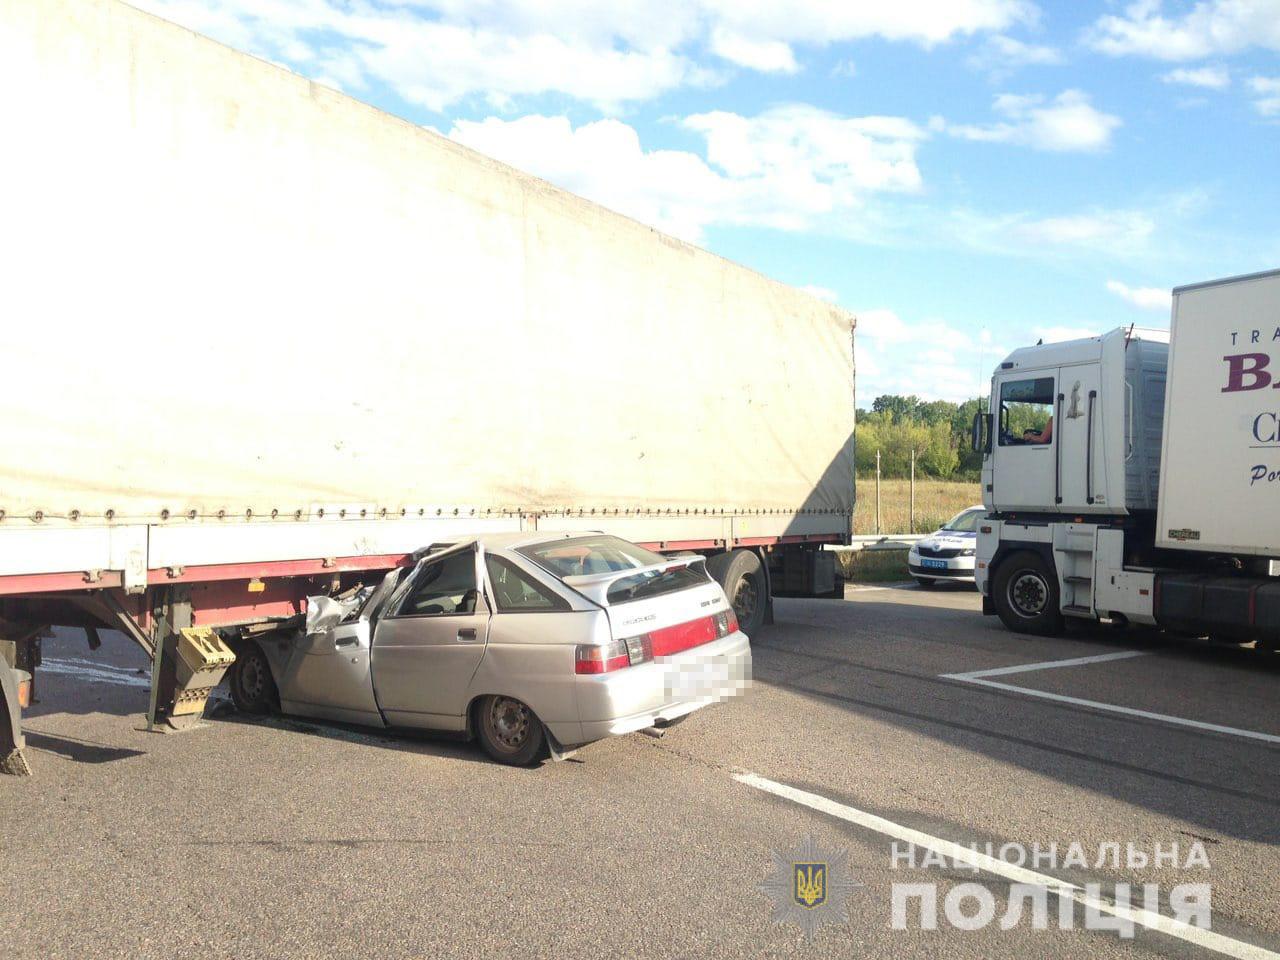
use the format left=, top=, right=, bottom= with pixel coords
left=517, top=535, right=709, bottom=604
left=604, top=565, right=708, bottom=605
left=519, top=535, right=666, bottom=577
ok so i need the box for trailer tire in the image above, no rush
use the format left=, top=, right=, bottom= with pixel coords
left=992, top=550, right=1064, bottom=637
left=707, top=549, right=766, bottom=636
left=228, top=642, right=278, bottom=715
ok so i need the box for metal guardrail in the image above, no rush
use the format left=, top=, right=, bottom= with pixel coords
left=828, top=535, right=926, bottom=553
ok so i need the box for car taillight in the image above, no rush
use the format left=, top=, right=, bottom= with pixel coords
left=714, top=609, right=738, bottom=638
left=575, top=636, right=652, bottom=674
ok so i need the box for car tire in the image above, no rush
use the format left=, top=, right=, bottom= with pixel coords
left=914, top=577, right=936, bottom=589
left=228, top=641, right=278, bottom=714
left=706, top=549, right=766, bottom=636
left=992, top=550, right=1064, bottom=637
left=475, top=695, right=546, bottom=766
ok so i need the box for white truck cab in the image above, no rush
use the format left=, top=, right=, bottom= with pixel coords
left=974, top=268, right=1280, bottom=646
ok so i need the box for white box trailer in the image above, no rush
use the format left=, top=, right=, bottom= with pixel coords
left=1157, top=270, right=1280, bottom=556
left=972, top=268, right=1280, bottom=645
left=0, top=0, right=855, bottom=773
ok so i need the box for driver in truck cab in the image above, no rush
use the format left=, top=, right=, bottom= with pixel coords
left=1023, top=415, right=1053, bottom=444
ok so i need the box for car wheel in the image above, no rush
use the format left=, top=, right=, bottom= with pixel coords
left=475, top=695, right=546, bottom=766
left=228, top=642, right=278, bottom=714
left=992, top=550, right=1064, bottom=637
left=706, top=549, right=766, bottom=636
left=914, top=577, right=936, bottom=589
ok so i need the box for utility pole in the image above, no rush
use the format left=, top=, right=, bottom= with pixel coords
left=910, top=448, right=916, bottom=533
left=875, top=450, right=881, bottom=535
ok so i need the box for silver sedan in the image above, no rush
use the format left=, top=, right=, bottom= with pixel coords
left=226, top=532, right=752, bottom=764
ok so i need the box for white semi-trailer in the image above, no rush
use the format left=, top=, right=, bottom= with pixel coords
left=0, top=0, right=856, bottom=774
left=974, top=268, right=1280, bottom=645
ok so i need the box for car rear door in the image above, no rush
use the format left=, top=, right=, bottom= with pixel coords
left=370, top=542, right=492, bottom=731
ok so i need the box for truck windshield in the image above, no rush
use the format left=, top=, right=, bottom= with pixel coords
left=999, top=377, right=1055, bottom=446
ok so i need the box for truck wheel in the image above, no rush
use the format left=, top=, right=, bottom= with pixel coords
left=992, top=551, right=1064, bottom=637
left=475, top=695, right=546, bottom=766
left=228, top=642, right=278, bottom=714
left=707, top=549, right=766, bottom=636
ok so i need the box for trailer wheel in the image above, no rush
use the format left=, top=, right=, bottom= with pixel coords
left=992, top=551, right=1064, bottom=637
left=228, top=642, right=278, bottom=715
left=707, top=549, right=766, bottom=636
left=474, top=695, right=546, bottom=766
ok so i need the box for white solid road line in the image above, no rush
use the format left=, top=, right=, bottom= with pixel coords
left=734, top=772, right=1280, bottom=960
left=943, top=650, right=1150, bottom=679
left=940, top=652, right=1280, bottom=746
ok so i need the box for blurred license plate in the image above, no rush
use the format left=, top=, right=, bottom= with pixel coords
left=921, top=558, right=947, bottom=569
left=666, top=661, right=731, bottom=699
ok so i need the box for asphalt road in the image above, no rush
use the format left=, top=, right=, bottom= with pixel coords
left=3, top=583, right=1278, bottom=959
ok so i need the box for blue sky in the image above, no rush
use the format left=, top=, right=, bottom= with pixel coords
left=133, top=0, right=1280, bottom=402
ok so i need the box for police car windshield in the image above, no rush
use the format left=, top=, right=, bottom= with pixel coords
left=942, top=509, right=984, bottom=533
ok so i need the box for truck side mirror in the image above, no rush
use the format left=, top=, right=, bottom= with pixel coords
left=970, top=412, right=992, bottom=455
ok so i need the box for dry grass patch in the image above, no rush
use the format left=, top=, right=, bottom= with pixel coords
left=854, top=478, right=981, bottom=535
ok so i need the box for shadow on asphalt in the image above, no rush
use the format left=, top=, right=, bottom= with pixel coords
left=757, top=594, right=1280, bottom=845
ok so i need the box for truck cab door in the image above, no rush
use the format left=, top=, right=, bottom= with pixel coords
left=1055, top=363, right=1105, bottom=511
left=370, top=542, right=492, bottom=731
left=991, top=373, right=1058, bottom=513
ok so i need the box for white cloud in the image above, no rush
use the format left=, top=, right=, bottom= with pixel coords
left=730, top=0, right=1036, bottom=47
left=449, top=107, right=926, bottom=242
left=1017, top=210, right=1154, bottom=248
left=931, top=204, right=1161, bottom=261
left=1088, top=0, right=1280, bottom=61
left=968, top=34, right=1065, bottom=78
left=1160, top=65, right=1230, bottom=90
left=857, top=308, right=912, bottom=343
left=131, top=0, right=1034, bottom=112
left=945, top=90, right=1121, bottom=152
left=855, top=308, right=991, bottom=401
left=830, top=59, right=858, bottom=79
left=1106, top=279, right=1171, bottom=311
left=800, top=284, right=838, bottom=302
left=1248, top=76, right=1280, bottom=116
left=709, top=28, right=798, bottom=73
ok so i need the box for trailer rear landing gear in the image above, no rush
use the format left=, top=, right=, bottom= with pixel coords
left=1, top=661, right=31, bottom=776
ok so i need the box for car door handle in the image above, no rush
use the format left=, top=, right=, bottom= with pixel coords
left=335, top=636, right=359, bottom=648
left=456, top=627, right=478, bottom=642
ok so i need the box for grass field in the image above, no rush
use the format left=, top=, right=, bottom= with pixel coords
left=853, top=478, right=981, bottom=535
